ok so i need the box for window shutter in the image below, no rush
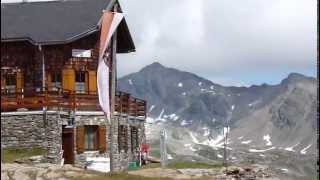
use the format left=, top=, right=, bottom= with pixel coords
left=84, top=71, right=89, bottom=93
left=47, top=73, right=52, bottom=89
left=98, top=125, right=107, bottom=153
left=88, top=70, right=97, bottom=95
left=16, top=71, right=23, bottom=92
left=1, top=73, right=5, bottom=90
left=76, top=126, right=85, bottom=154
left=62, top=68, right=75, bottom=92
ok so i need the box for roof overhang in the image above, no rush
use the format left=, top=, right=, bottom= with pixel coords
left=1, top=0, right=135, bottom=53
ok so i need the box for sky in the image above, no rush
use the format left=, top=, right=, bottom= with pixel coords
left=2, top=0, right=317, bottom=86
left=117, top=0, right=317, bottom=86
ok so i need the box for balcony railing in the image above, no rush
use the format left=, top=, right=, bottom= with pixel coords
left=1, top=87, right=146, bottom=119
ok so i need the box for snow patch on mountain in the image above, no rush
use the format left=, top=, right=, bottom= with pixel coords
left=189, top=132, right=200, bottom=144
left=181, top=120, right=190, bottom=126
left=249, top=147, right=275, bottom=152
left=146, top=117, right=155, bottom=124
left=300, top=144, right=312, bottom=154
left=203, top=128, right=210, bottom=136
left=178, top=82, right=183, bottom=87
left=168, top=113, right=179, bottom=121
left=189, top=146, right=197, bottom=151
left=263, top=134, right=272, bottom=146
left=128, top=79, right=133, bottom=85
left=155, top=109, right=167, bottom=123
left=149, top=105, right=155, bottom=113
left=284, top=142, right=300, bottom=152
left=188, top=130, right=231, bottom=150
left=241, top=140, right=252, bottom=144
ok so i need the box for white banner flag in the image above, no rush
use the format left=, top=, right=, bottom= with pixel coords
left=97, top=12, right=124, bottom=121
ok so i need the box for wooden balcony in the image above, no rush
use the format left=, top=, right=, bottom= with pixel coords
left=1, top=87, right=146, bottom=119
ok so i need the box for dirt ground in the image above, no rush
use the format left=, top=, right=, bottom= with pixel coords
left=1, top=162, right=281, bottom=180
left=128, top=165, right=281, bottom=180
left=1, top=163, right=100, bottom=180
left=129, top=168, right=219, bottom=179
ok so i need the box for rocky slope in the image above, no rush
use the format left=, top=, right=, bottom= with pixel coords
left=118, top=62, right=317, bottom=179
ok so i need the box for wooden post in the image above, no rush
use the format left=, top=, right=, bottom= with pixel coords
left=110, top=3, right=118, bottom=172
left=39, top=45, right=47, bottom=123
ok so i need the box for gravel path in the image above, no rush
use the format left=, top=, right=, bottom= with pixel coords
left=1, top=163, right=99, bottom=180
left=128, top=165, right=281, bottom=180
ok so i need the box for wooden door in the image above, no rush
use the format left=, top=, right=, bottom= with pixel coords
left=62, top=126, right=74, bottom=164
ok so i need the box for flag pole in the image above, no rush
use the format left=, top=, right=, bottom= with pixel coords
left=109, top=3, right=118, bottom=173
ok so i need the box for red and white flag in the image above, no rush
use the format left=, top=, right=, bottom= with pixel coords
left=97, top=11, right=123, bottom=121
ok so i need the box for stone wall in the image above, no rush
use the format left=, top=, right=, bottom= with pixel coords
left=1, top=112, right=47, bottom=149
left=1, top=111, right=146, bottom=172
left=1, top=111, right=68, bottom=163
left=45, top=112, right=65, bottom=163
left=73, top=112, right=109, bottom=168
left=72, top=113, right=146, bottom=171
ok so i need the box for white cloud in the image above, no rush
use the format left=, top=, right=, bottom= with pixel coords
left=118, top=0, right=316, bottom=86
left=2, top=0, right=315, bottom=86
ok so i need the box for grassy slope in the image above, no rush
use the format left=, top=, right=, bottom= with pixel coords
left=167, top=161, right=223, bottom=169
left=1, top=148, right=47, bottom=163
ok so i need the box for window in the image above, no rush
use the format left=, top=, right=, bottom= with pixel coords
left=75, top=71, right=86, bottom=94
left=84, top=125, right=98, bottom=151
left=51, top=71, right=61, bottom=91
left=5, top=73, right=16, bottom=93
left=130, top=126, right=139, bottom=152
left=118, top=125, right=128, bottom=153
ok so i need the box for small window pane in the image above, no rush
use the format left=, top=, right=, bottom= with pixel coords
left=75, top=71, right=86, bottom=94
left=75, top=71, right=85, bottom=82
left=84, top=126, right=98, bottom=151
left=51, top=72, right=61, bottom=91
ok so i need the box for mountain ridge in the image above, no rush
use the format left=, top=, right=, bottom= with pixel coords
left=117, top=62, right=317, bottom=179
left=117, top=62, right=316, bottom=149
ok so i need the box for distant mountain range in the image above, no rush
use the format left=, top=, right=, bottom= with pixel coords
left=118, top=62, right=317, bottom=179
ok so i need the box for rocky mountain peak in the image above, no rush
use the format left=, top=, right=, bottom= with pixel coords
left=280, top=72, right=314, bottom=85
left=140, top=62, right=166, bottom=72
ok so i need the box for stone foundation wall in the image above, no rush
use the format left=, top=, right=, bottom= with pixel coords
left=0, top=111, right=68, bottom=163
left=1, top=111, right=146, bottom=172
left=1, top=112, right=47, bottom=149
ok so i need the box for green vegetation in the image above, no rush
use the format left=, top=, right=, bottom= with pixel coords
left=150, top=149, right=160, bottom=158
left=144, top=162, right=161, bottom=169
left=1, top=147, right=47, bottom=163
left=167, top=161, right=223, bottom=169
